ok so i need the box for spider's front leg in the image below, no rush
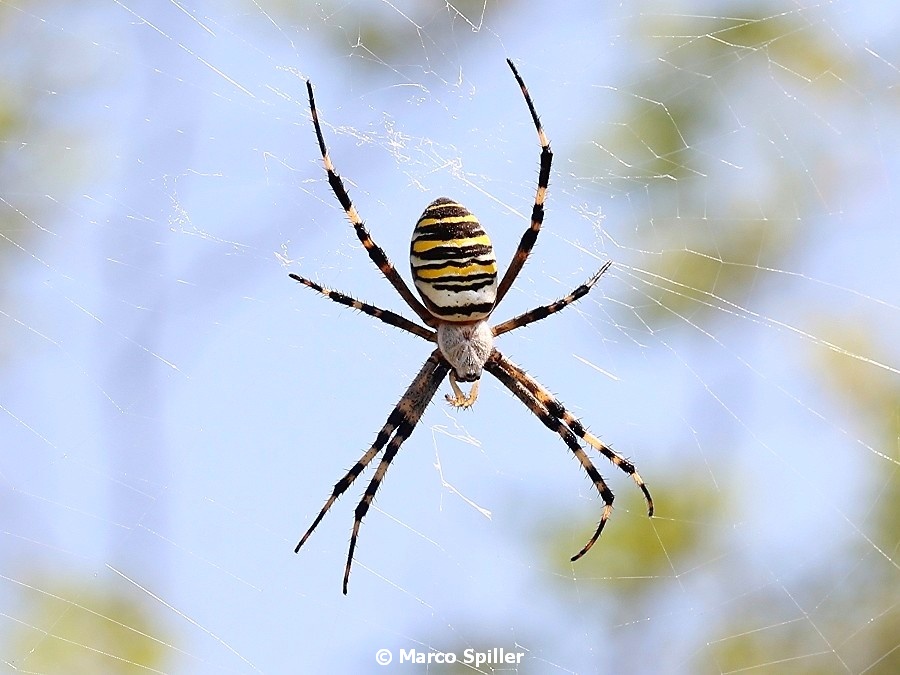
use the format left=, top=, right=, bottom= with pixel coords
left=436, top=320, right=494, bottom=409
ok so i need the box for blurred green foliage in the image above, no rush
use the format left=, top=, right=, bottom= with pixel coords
left=705, top=327, right=899, bottom=672
left=590, top=10, right=887, bottom=330
left=6, top=579, right=169, bottom=674
left=542, top=476, right=725, bottom=596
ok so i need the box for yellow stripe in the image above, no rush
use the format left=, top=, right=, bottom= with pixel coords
left=411, top=234, right=491, bottom=254
left=415, top=262, right=497, bottom=279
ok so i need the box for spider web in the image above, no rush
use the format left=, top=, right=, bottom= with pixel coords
left=2, top=0, right=898, bottom=673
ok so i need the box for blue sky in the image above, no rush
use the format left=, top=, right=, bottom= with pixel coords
left=2, top=1, right=898, bottom=672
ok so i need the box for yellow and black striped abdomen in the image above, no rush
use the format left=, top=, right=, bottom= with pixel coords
left=410, top=197, right=498, bottom=322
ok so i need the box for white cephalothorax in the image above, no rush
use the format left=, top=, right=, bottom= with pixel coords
left=436, top=320, right=494, bottom=407
left=436, top=320, right=494, bottom=381
left=291, top=59, right=654, bottom=594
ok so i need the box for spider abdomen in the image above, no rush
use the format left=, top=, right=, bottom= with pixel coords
left=410, top=197, right=498, bottom=322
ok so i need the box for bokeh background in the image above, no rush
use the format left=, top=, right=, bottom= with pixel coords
left=2, top=1, right=898, bottom=673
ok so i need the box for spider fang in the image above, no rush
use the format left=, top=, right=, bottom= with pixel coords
left=446, top=374, right=480, bottom=408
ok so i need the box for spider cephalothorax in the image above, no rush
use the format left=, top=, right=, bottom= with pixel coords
left=436, top=319, right=493, bottom=406
left=290, top=60, right=653, bottom=594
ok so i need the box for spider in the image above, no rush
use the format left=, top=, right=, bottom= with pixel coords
left=291, top=59, right=653, bottom=594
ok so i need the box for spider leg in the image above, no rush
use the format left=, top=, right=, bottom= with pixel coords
left=305, top=80, right=437, bottom=327
left=494, top=60, right=553, bottom=307
left=343, top=433, right=403, bottom=593
left=289, top=274, right=436, bottom=341
left=484, top=350, right=615, bottom=561
left=492, top=261, right=612, bottom=337
left=493, top=352, right=653, bottom=518
left=294, top=349, right=449, bottom=594
left=341, top=350, right=449, bottom=593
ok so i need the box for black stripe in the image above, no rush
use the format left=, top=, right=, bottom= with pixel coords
left=412, top=245, right=493, bottom=261
left=430, top=279, right=496, bottom=291
left=418, top=203, right=473, bottom=221
left=418, top=273, right=496, bottom=286
left=427, top=301, right=495, bottom=317
left=413, top=222, right=485, bottom=240
left=414, top=257, right=494, bottom=271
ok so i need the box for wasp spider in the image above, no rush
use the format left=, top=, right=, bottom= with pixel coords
left=292, top=60, right=653, bottom=593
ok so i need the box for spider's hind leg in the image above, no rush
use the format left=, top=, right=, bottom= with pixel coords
left=294, top=349, right=449, bottom=594
left=484, top=351, right=617, bottom=561
left=495, top=353, right=653, bottom=517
